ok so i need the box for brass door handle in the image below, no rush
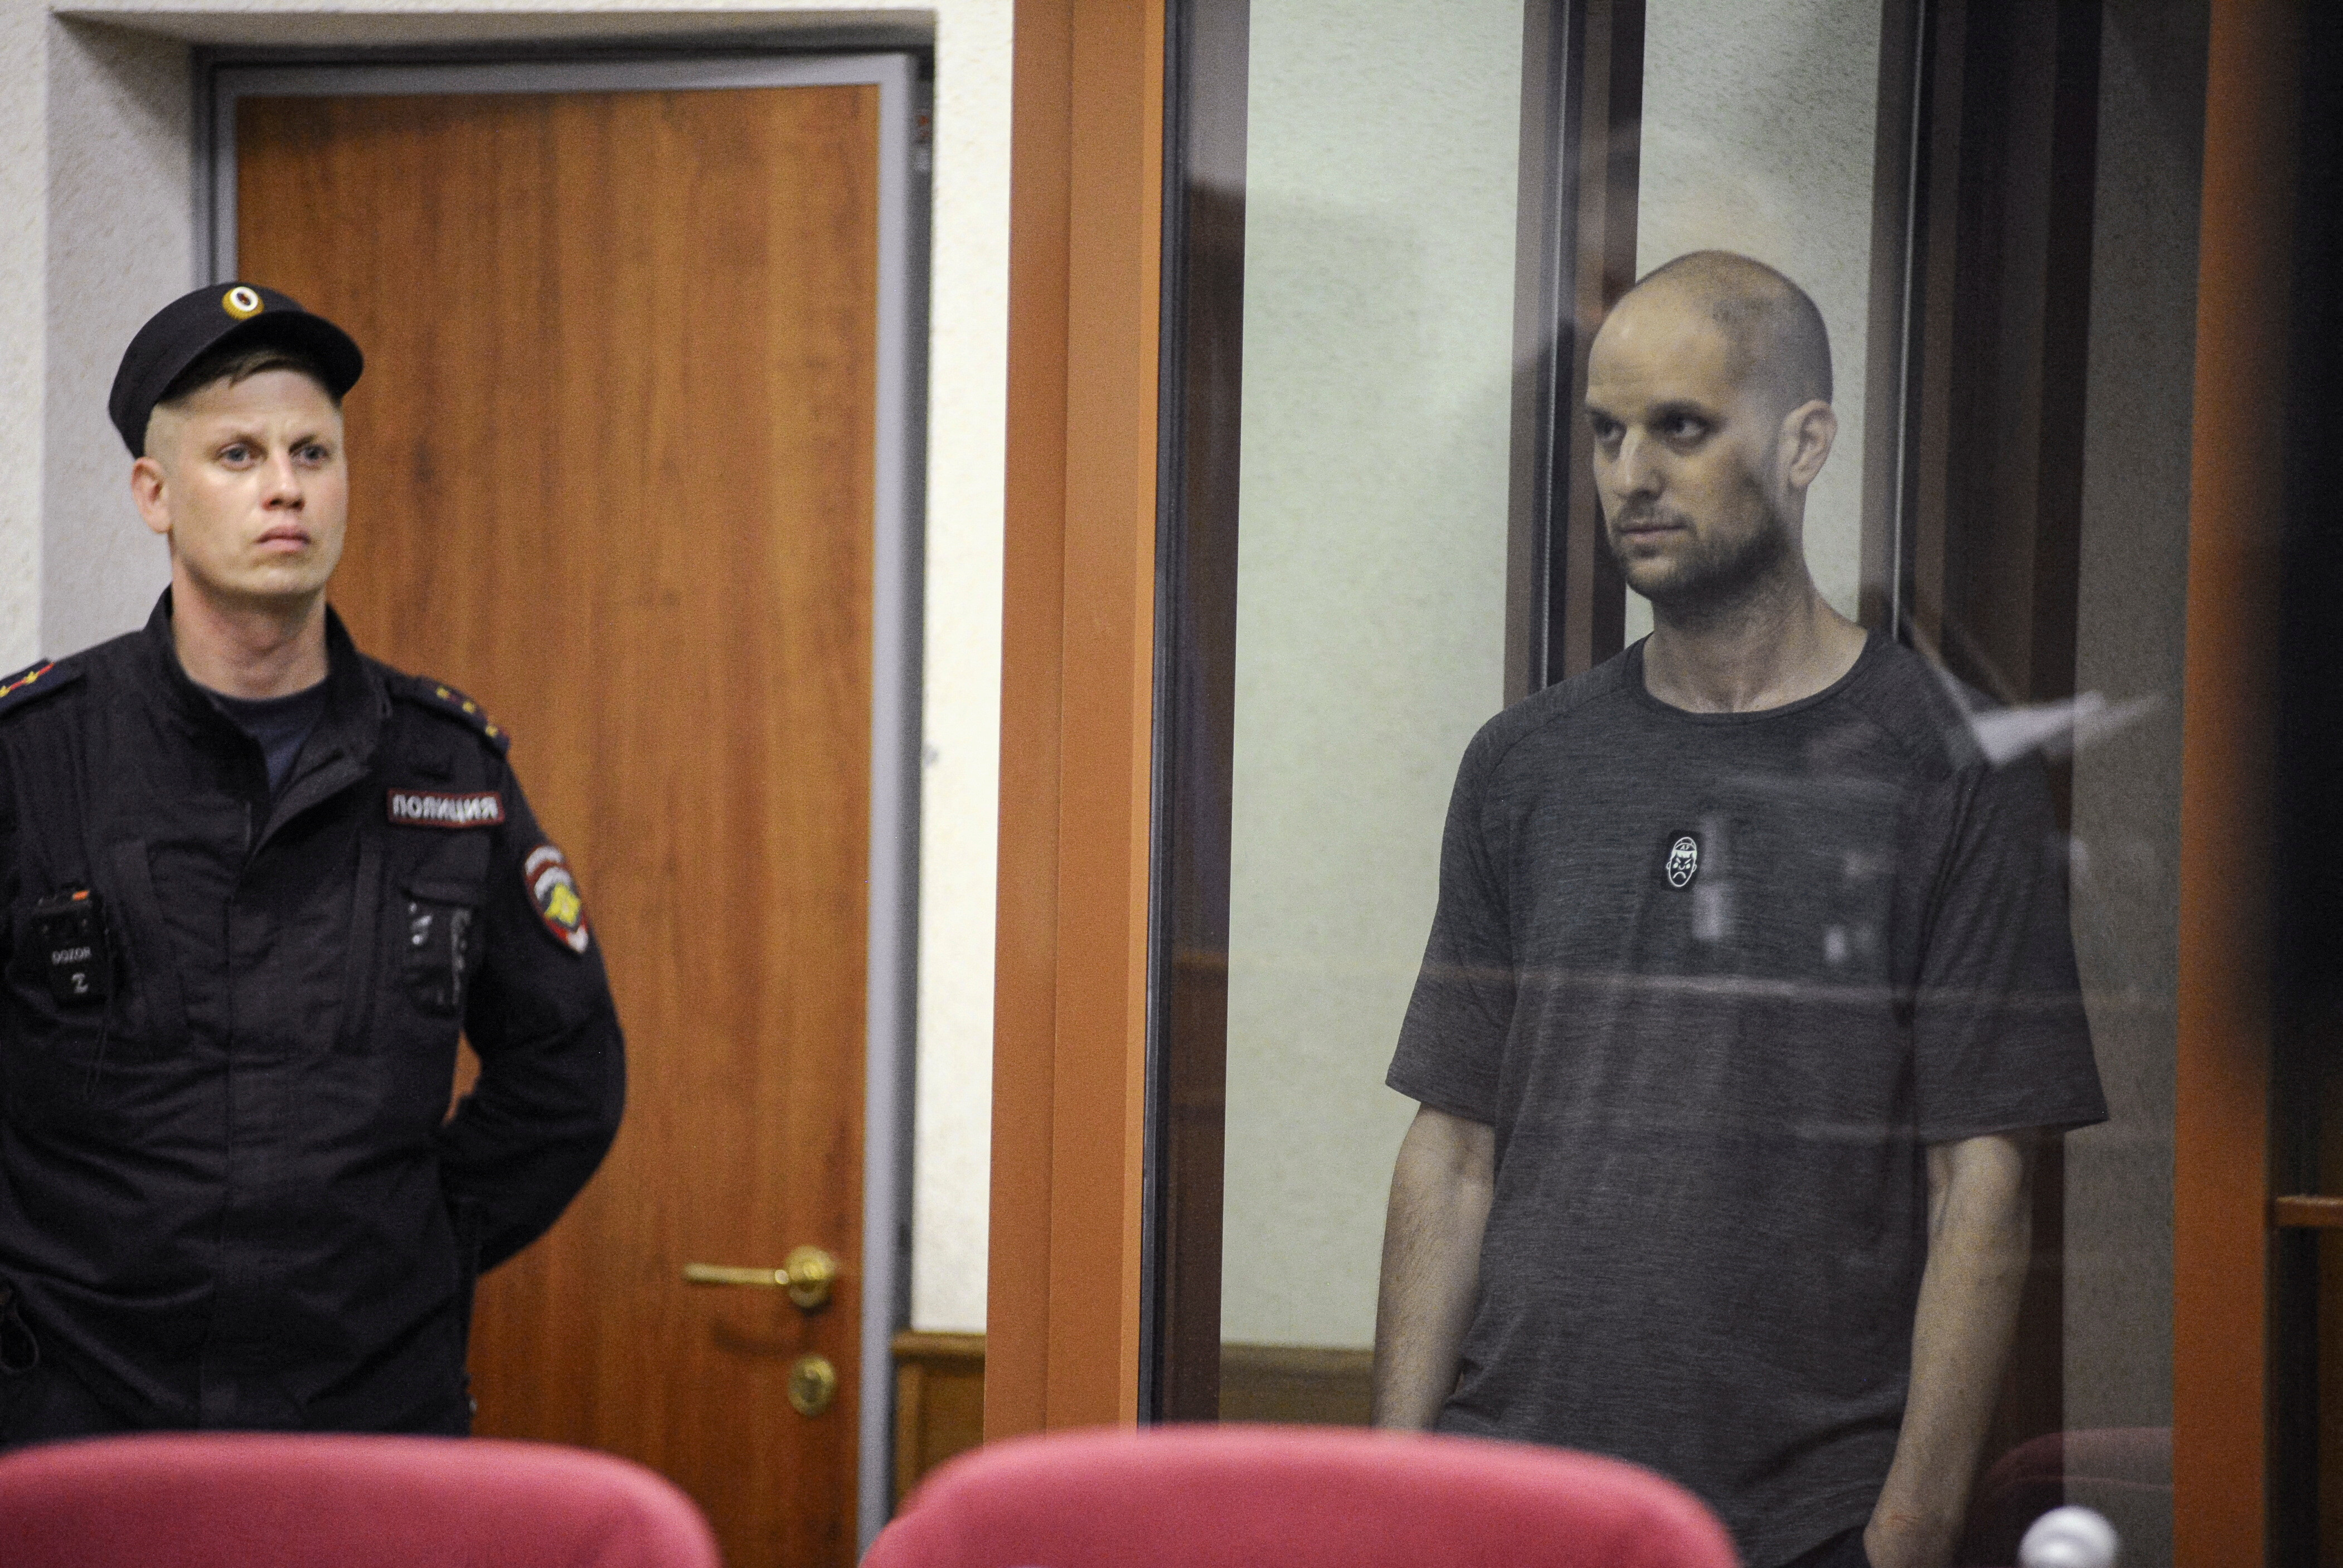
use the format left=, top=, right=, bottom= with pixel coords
left=682, top=1245, right=840, bottom=1309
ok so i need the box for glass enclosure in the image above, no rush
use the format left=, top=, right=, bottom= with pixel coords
left=1150, top=3, right=2222, bottom=1564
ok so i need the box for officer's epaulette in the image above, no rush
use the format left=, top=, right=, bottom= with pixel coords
left=0, top=658, right=83, bottom=724
left=393, top=673, right=512, bottom=755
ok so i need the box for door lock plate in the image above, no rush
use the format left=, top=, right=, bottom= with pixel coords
left=788, top=1353, right=838, bottom=1417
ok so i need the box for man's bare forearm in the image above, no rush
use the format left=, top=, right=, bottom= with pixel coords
left=1865, top=1132, right=2035, bottom=1568
left=1370, top=1105, right=1496, bottom=1429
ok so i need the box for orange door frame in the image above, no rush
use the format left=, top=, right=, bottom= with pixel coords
left=2174, top=4, right=2305, bottom=1562
left=986, top=0, right=1168, bottom=1438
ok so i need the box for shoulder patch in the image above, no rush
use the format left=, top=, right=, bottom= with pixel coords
left=394, top=674, right=512, bottom=755
left=523, top=844, right=593, bottom=954
left=0, top=659, right=83, bottom=722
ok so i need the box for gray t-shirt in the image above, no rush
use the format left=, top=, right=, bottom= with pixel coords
left=1386, top=634, right=2106, bottom=1568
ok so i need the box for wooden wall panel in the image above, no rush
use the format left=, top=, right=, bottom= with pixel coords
left=986, top=0, right=1167, bottom=1439
left=892, top=1331, right=986, bottom=1503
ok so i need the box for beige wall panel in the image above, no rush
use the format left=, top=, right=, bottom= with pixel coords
left=1631, top=0, right=1883, bottom=642
left=1219, top=0, right=1522, bottom=1352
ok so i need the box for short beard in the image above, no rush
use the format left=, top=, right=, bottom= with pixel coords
left=1607, top=486, right=1797, bottom=628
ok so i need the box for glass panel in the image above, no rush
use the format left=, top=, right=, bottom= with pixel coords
left=1627, top=0, right=1883, bottom=642
left=1216, top=0, right=1522, bottom=1377
left=1189, top=3, right=2205, bottom=1563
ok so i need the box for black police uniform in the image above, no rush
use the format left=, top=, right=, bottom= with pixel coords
left=0, top=594, right=624, bottom=1441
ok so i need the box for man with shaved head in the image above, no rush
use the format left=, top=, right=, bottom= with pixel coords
left=1371, top=253, right=2104, bottom=1568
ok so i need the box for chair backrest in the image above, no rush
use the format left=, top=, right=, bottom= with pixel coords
left=864, top=1424, right=1738, bottom=1568
left=1962, top=1427, right=2169, bottom=1568
left=0, top=1432, right=722, bottom=1568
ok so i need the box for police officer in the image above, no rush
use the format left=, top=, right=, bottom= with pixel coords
left=0, top=283, right=625, bottom=1444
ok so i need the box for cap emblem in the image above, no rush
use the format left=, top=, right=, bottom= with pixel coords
left=221, top=285, right=263, bottom=320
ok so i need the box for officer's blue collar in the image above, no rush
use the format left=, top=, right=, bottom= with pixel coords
left=142, top=588, right=384, bottom=776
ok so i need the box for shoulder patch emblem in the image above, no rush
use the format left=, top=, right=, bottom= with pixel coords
left=401, top=677, right=511, bottom=755
left=523, top=844, right=592, bottom=955
left=388, top=789, right=506, bottom=829
left=1663, top=833, right=1700, bottom=890
left=0, top=659, right=82, bottom=722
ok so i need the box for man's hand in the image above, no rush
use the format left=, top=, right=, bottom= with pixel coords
left=1369, top=1104, right=1496, bottom=1429
left=1862, top=1131, right=2036, bottom=1568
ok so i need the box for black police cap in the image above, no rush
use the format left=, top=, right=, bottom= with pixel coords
left=109, top=282, right=364, bottom=455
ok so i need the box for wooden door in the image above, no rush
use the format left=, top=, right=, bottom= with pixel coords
left=237, top=83, right=878, bottom=1568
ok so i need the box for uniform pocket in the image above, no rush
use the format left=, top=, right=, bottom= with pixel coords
left=401, top=879, right=483, bottom=1018
left=5, top=863, right=164, bottom=1104
left=105, top=839, right=189, bottom=1050
left=3, top=901, right=103, bottom=1061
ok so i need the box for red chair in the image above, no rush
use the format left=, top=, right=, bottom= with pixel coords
left=865, top=1425, right=1738, bottom=1568
left=1958, top=1427, right=2169, bottom=1567
left=0, top=1432, right=721, bottom=1568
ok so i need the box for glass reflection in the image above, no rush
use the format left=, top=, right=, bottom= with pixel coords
left=1206, top=3, right=2197, bottom=1566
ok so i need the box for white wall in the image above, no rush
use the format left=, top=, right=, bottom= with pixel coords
left=1218, top=0, right=1522, bottom=1350
left=1630, top=0, right=1883, bottom=639
left=2, top=0, right=1005, bottom=1336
